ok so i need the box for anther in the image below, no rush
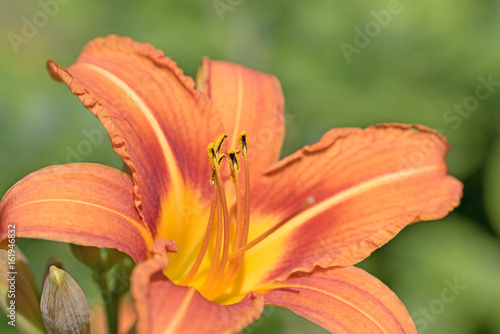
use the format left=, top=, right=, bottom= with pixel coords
left=227, top=149, right=241, bottom=182
left=200, top=135, right=232, bottom=295
left=192, top=133, right=259, bottom=299
left=207, top=139, right=249, bottom=298
left=207, top=143, right=217, bottom=169
left=215, top=134, right=228, bottom=158
left=238, top=132, right=247, bottom=156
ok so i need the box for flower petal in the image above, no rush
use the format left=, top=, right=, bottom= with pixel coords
left=263, top=266, right=417, bottom=334
left=131, top=239, right=264, bottom=334
left=0, top=163, right=152, bottom=262
left=197, top=58, right=285, bottom=174
left=47, top=35, right=221, bottom=236
left=238, top=124, right=462, bottom=291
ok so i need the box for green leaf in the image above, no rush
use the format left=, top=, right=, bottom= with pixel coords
left=485, top=136, right=500, bottom=236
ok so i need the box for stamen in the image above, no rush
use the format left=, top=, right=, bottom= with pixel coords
left=209, top=146, right=249, bottom=297
left=240, top=146, right=251, bottom=255
left=227, top=149, right=241, bottom=182
left=238, top=132, right=247, bottom=156
left=207, top=143, right=217, bottom=171
left=201, top=193, right=224, bottom=291
left=178, top=189, right=217, bottom=285
left=211, top=160, right=244, bottom=295
left=229, top=196, right=315, bottom=260
left=215, top=134, right=228, bottom=158
left=200, top=141, right=231, bottom=294
left=209, top=170, right=215, bottom=185
left=189, top=133, right=289, bottom=299
left=182, top=141, right=225, bottom=287
left=213, top=161, right=231, bottom=281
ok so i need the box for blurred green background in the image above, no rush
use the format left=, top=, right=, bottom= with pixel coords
left=1, top=0, right=500, bottom=333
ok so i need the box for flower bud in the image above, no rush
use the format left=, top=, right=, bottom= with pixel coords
left=70, top=244, right=126, bottom=269
left=69, top=244, right=101, bottom=268
left=40, top=266, right=90, bottom=334
left=0, top=246, right=45, bottom=334
left=42, top=257, right=64, bottom=282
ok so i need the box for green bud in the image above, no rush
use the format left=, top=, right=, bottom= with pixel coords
left=69, top=244, right=101, bottom=268
left=40, top=266, right=90, bottom=334
left=70, top=244, right=126, bottom=270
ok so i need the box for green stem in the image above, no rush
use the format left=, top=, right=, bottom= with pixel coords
left=105, top=290, right=120, bottom=334
left=94, top=271, right=121, bottom=334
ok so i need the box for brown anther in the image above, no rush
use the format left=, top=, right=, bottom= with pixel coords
left=215, top=134, right=228, bottom=158
left=238, top=132, right=247, bottom=156
left=207, top=143, right=217, bottom=169
left=227, top=149, right=241, bottom=182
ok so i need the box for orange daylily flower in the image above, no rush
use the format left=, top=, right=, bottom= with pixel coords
left=0, top=35, right=463, bottom=333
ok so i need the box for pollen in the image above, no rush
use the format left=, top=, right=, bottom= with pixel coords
left=227, top=149, right=240, bottom=182
left=207, top=143, right=216, bottom=169
left=215, top=134, right=228, bottom=158
left=238, top=132, right=247, bottom=156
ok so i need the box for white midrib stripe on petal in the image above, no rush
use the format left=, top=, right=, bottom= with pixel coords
left=81, top=63, right=183, bottom=223
left=247, top=164, right=445, bottom=255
